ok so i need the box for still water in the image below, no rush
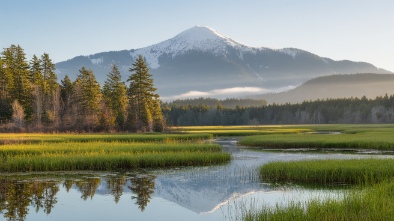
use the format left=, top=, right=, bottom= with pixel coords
left=1, top=138, right=392, bottom=221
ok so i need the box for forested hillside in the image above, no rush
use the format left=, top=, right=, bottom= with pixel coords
left=163, top=95, right=394, bottom=125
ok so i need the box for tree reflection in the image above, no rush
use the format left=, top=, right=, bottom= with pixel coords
left=128, top=175, right=156, bottom=212
left=31, top=181, right=59, bottom=214
left=74, top=177, right=101, bottom=200
left=0, top=178, right=60, bottom=221
left=0, top=174, right=157, bottom=220
left=106, top=176, right=127, bottom=204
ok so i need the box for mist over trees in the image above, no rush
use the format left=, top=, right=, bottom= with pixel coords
left=0, top=45, right=164, bottom=132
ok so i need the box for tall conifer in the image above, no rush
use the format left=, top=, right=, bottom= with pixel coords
left=103, top=64, right=128, bottom=130
left=127, top=55, right=163, bottom=132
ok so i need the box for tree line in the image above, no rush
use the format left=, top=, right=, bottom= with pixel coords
left=163, top=95, right=394, bottom=125
left=0, top=45, right=163, bottom=132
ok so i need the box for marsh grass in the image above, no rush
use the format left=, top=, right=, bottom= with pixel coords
left=0, top=142, right=230, bottom=172
left=239, top=127, right=394, bottom=150
left=0, top=133, right=213, bottom=144
left=260, top=158, right=394, bottom=185
left=172, top=125, right=311, bottom=136
left=243, top=180, right=394, bottom=221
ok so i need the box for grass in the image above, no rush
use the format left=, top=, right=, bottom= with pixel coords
left=243, top=180, right=394, bottom=221
left=0, top=151, right=230, bottom=172
left=260, top=158, right=394, bottom=185
left=172, top=125, right=312, bottom=136
left=0, top=133, right=213, bottom=144
left=239, top=125, right=394, bottom=150
left=0, top=141, right=230, bottom=172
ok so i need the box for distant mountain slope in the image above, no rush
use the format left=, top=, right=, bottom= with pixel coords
left=56, top=26, right=390, bottom=98
left=255, top=73, right=394, bottom=104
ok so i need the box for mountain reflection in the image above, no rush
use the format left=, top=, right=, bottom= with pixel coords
left=0, top=175, right=156, bottom=220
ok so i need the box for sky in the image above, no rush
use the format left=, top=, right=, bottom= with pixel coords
left=1, top=0, right=394, bottom=72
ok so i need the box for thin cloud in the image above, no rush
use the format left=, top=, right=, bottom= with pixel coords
left=162, top=86, right=278, bottom=101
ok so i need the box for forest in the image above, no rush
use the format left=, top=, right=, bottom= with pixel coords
left=163, top=95, right=394, bottom=126
left=0, top=45, right=163, bottom=132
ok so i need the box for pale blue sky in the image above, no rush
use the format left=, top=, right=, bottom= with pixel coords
left=1, top=0, right=393, bottom=71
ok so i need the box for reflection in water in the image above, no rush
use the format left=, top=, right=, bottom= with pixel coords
left=0, top=179, right=60, bottom=221
left=106, top=176, right=127, bottom=204
left=0, top=175, right=156, bottom=221
left=75, top=177, right=101, bottom=201
left=129, top=175, right=156, bottom=211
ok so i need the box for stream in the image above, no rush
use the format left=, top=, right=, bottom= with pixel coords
left=1, top=138, right=393, bottom=221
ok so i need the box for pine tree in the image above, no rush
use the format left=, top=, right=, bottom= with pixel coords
left=0, top=58, right=12, bottom=121
left=74, top=67, right=102, bottom=130
left=40, top=53, right=59, bottom=125
left=59, top=75, right=74, bottom=129
left=2, top=45, right=33, bottom=121
left=102, top=64, right=128, bottom=130
left=30, top=55, right=44, bottom=125
left=41, top=53, right=57, bottom=96
left=127, top=55, right=164, bottom=132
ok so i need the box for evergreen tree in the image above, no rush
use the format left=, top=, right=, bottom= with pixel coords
left=127, top=55, right=163, bottom=132
left=74, top=67, right=102, bottom=130
left=60, top=75, right=73, bottom=112
left=102, top=64, right=128, bottom=130
left=41, top=53, right=59, bottom=124
left=0, top=58, right=12, bottom=121
left=29, top=55, right=43, bottom=86
left=40, top=53, right=57, bottom=96
left=2, top=45, right=33, bottom=121
left=30, top=55, right=44, bottom=124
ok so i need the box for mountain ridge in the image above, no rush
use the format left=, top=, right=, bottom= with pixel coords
left=253, top=73, right=394, bottom=104
left=56, top=26, right=391, bottom=99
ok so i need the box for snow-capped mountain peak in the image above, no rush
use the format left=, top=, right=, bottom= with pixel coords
left=130, top=26, right=251, bottom=69
left=173, top=26, right=239, bottom=47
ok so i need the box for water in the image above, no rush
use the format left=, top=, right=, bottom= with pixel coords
left=1, top=138, right=392, bottom=221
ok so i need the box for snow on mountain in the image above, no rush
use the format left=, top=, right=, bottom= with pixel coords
left=277, top=48, right=302, bottom=59
left=130, top=26, right=255, bottom=69
left=90, top=56, right=103, bottom=65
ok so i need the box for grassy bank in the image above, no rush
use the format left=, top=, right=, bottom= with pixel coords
left=243, top=180, right=394, bottom=221
left=260, top=158, right=394, bottom=185
left=0, top=133, right=213, bottom=144
left=172, top=125, right=311, bottom=136
left=0, top=141, right=230, bottom=172
left=239, top=125, right=394, bottom=150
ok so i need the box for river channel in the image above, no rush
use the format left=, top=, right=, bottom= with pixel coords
left=1, top=138, right=393, bottom=221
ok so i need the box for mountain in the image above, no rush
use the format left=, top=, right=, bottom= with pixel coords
left=56, top=26, right=390, bottom=99
left=253, top=73, right=394, bottom=104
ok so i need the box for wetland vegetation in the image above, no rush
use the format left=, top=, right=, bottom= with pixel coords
left=237, top=124, right=394, bottom=221
left=0, top=133, right=229, bottom=172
